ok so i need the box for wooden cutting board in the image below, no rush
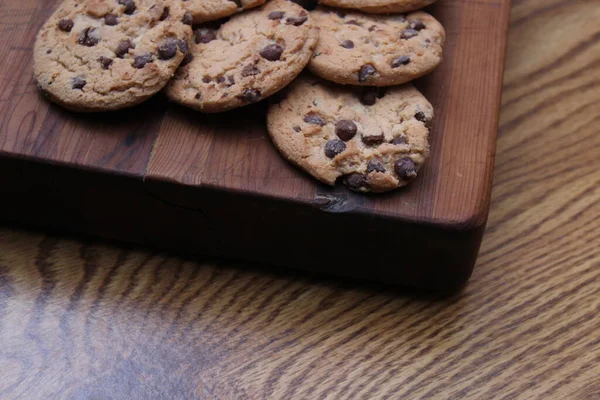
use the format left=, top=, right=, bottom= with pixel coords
left=0, top=0, right=511, bottom=290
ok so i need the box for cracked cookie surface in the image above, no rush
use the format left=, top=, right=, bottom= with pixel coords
left=267, top=74, right=432, bottom=193
left=183, top=0, right=266, bottom=24
left=165, top=0, right=319, bottom=113
left=319, top=0, right=437, bottom=14
left=34, top=0, right=192, bottom=112
left=308, top=7, right=444, bottom=86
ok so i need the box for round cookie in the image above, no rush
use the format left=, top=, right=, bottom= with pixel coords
left=319, top=0, right=437, bottom=14
left=165, top=0, right=319, bottom=113
left=267, top=74, right=433, bottom=193
left=34, top=0, right=192, bottom=112
left=184, top=0, right=267, bottom=24
left=308, top=7, right=445, bottom=87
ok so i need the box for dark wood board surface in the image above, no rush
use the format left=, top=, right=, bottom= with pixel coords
left=0, top=0, right=511, bottom=290
left=147, top=0, right=510, bottom=225
left=1, top=1, right=600, bottom=398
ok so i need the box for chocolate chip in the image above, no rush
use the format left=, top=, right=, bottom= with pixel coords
left=358, top=64, right=376, bottom=83
left=414, top=111, right=428, bottom=123
left=325, top=139, right=346, bottom=158
left=344, top=173, right=367, bottom=190
left=391, top=55, right=411, bottom=68
left=182, top=12, right=193, bottom=25
left=180, top=52, right=193, bottom=66
left=132, top=53, right=153, bottom=68
left=195, top=28, right=216, bottom=44
left=367, top=159, right=386, bottom=173
left=368, top=25, right=379, bottom=32
left=395, top=157, right=417, bottom=180
left=260, top=44, right=284, bottom=61
left=341, top=40, right=354, bottom=49
left=159, top=7, right=169, bottom=21
left=58, top=18, right=74, bottom=32
left=115, top=39, right=134, bottom=58
left=241, top=64, right=261, bottom=77
left=409, top=20, right=426, bottom=31
left=401, top=29, right=419, bottom=39
left=72, top=76, right=86, bottom=90
left=216, top=76, right=226, bottom=84
left=78, top=27, right=100, bottom=47
left=286, top=15, right=308, bottom=26
left=346, top=20, right=361, bottom=26
left=241, top=88, right=261, bottom=103
left=391, top=136, right=407, bottom=145
left=176, top=39, right=188, bottom=53
left=335, top=10, right=347, bottom=18
left=360, top=87, right=386, bottom=105
left=335, top=120, right=357, bottom=141
left=158, top=40, right=178, bottom=60
left=293, top=126, right=301, bottom=132
left=195, top=92, right=201, bottom=99
left=360, top=90, right=377, bottom=106
left=202, top=76, right=211, bottom=83
left=118, top=0, right=136, bottom=15
left=46, top=49, right=52, bottom=54
left=304, top=114, right=326, bottom=126
left=98, top=56, right=113, bottom=69
left=362, top=133, right=384, bottom=146
left=104, top=13, right=119, bottom=26
left=268, top=11, right=285, bottom=20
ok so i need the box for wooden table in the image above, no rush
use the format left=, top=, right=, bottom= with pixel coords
left=1, top=0, right=599, bottom=398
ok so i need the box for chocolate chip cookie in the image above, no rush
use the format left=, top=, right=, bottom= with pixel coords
left=267, top=74, right=433, bottom=193
left=184, top=0, right=267, bottom=24
left=319, top=0, right=437, bottom=14
left=308, top=7, right=445, bottom=86
left=165, top=0, right=319, bottom=113
left=33, top=0, right=192, bottom=112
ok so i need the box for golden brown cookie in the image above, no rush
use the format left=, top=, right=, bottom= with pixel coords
left=33, top=0, right=192, bottom=112
left=183, top=0, right=267, bottom=24
left=308, top=7, right=445, bottom=86
left=267, top=74, right=433, bottom=193
left=165, top=0, right=319, bottom=113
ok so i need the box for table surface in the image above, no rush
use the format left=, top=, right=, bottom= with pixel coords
left=1, top=0, right=599, bottom=399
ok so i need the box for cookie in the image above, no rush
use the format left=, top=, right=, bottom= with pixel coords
left=184, top=0, right=267, bottom=24
left=308, top=7, right=445, bottom=87
left=165, top=0, right=319, bottom=113
left=318, top=0, right=437, bottom=14
left=267, top=75, right=432, bottom=193
left=34, top=0, right=192, bottom=112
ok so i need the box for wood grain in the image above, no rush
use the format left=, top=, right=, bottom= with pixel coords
left=0, top=0, right=511, bottom=289
left=1, top=0, right=599, bottom=398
